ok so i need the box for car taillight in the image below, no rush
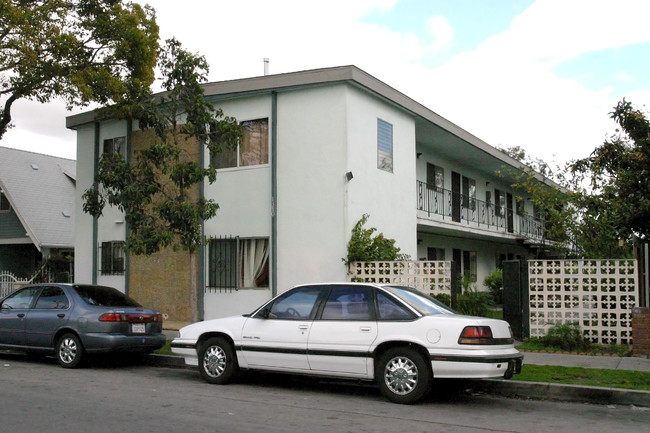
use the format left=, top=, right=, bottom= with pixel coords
left=99, top=312, right=124, bottom=322
left=458, top=326, right=493, bottom=344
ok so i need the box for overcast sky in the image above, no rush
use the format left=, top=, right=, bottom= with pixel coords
left=2, top=0, right=649, bottom=166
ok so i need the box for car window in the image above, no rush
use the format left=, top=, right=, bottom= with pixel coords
left=266, top=286, right=323, bottom=320
left=376, top=292, right=415, bottom=320
left=321, top=286, right=373, bottom=321
left=72, top=285, right=141, bottom=307
left=1, top=287, right=40, bottom=309
left=384, top=285, right=456, bottom=316
left=34, top=287, right=69, bottom=310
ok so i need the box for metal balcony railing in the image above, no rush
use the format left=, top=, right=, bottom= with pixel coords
left=416, top=180, right=545, bottom=241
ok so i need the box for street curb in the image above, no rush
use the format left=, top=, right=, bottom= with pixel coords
left=144, top=354, right=650, bottom=407
left=471, top=379, right=650, bottom=407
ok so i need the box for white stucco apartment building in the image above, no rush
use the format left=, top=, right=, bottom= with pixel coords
left=67, top=66, right=552, bottom=322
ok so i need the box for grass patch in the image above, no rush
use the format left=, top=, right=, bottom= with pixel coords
left=515, top=365, right=650, bottom=391
left=154, top=340, right=174, bottom=356
left=517, top=339, right=632, bottom=357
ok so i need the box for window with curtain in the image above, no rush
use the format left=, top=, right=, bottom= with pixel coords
left=207, top=237, right=269, bottom=290
left=212, top=118, right=269, bottom=169
left=462, top=176, right=476, bottom=210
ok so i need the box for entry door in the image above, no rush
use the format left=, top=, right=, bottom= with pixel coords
left=451, top=171, right=461, bottom=222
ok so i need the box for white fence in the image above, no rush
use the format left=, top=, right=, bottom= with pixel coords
left=529, top=259, right=637, bottom=345
left=348, top=261, right=451, bottom=295
left=0, top=271, right=31, bottom=298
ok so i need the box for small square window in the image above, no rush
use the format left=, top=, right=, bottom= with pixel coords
left=103, top=137, right=126, bottom=158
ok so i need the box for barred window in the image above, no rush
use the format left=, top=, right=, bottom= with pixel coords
left=207, top=237, right=269, bottom=291
left=100, top=241, right=125, bottom=275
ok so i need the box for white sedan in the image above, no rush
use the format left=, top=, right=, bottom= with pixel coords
left=171, top=283, right=523, bottom=404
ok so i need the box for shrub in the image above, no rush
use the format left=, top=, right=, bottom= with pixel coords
left=431, top=293, right=451, bottom=307
left=540, top=322, right=591, bottom=352
left=483, top=268, right=503, bottom=304
left=456, top=287, right=495, bottom=317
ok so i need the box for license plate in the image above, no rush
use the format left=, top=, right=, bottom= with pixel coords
left=132, top=323, right=146, bottom=334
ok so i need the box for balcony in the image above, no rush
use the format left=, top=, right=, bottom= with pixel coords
left=416, top=180, right=545, bottom=242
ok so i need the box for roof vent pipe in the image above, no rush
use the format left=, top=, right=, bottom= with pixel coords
left=264, top=58, right=269, bottom=76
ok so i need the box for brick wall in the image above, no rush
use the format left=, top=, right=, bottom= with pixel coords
left=127, top=129, right=200, bottom=323
left=632, top=307, right=650, bottom=357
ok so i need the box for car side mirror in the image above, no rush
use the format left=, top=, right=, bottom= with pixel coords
left=259, top=308, right=276, bottom=319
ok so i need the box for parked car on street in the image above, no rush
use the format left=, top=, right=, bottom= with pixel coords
left=171, top=283, right=523, bottom=404
left=0, top=283, right=166, bottom=368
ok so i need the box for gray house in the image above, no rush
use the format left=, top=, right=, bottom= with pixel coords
left=0, top=146, right=75, bottom=279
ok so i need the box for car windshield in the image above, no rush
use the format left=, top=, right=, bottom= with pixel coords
left=72, top=285, right=141, bottom=308
left=383, top=285, right=456, bottom=316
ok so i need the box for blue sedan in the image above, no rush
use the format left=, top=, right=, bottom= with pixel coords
left=0, top=284, right=166, bottom=367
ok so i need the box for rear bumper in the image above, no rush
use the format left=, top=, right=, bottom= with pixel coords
left=430, top=352, right=524, bottom=379
left=81, top=333, right=167, bottom=354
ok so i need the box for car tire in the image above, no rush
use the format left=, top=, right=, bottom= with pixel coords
left=198, top=337, right=238, bottom=384
left=376, top=346, right=431, bottom=404
left=56, top=333, right=84, bottom=368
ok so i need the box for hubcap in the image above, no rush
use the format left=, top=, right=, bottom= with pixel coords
left=384, top=356, right=418, bottom=395
left=203, top=346, right=226, bottom=378
left=59, top=338, right=77, bottom=364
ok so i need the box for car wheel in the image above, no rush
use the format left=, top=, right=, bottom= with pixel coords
left=198, top=337, right=238, bottom=384
left=376, top=346, right=431, bottom=404
left=56, top=333, right=84, bottom=368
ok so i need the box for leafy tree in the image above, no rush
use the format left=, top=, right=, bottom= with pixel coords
left=344, top=214, right=409, bottom=266
left=82, top=38, right=242, bottom=320
left=571, top=99, right=650, bottom=243
left=0, top=0, right=159, bottom=139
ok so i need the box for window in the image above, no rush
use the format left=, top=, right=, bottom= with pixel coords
left=212, top=118, right=269, bottom=169
left=321, top=286, right=373, bottom=321
left=427, top=247, right=445, bottom=261
left=495, top=189, right=506, bottom=217
left=103, top=136, right=126, bottom=158
left=0, top=190, right=9, bottom=212
left=462, top=176, right=476, bottom=210
left=462, top=250, right=477, bottom=282
left=377, top=119, right=393, bottom=172
left=516, top=196, right=525, bottom=216
left=34, top=287, right=69, bottom=309
left=426, top=163, right=444, bottom=191
left=376, top=292, right=414, bottom=320
left=207, top=237, right=269, bottom=290
left=0, top=286, right=39, bottom=309
left=100, top=241, right=125, bottom=275
left=263, top=286, right=323, bottom=320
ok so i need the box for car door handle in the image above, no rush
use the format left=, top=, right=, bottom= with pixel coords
left=17, top=313, right=25, bottom=318
left=57, top=313, right=66, bottom=318
left=360, top=327, right=372, bottom=332
left=298, top=325, right=309, bottom=331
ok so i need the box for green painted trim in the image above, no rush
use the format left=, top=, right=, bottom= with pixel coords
left=271, top=92, right=278, bottom=297
left=124, top=119, right=132, bottom=295
left=198, top=137, right=205, bottom=321
left=92, top=122, right=99, bottom=285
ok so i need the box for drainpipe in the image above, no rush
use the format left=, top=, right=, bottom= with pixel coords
left=198, top=136, right=206, bottom=320
left=271, top=91, right=278, bottom=296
